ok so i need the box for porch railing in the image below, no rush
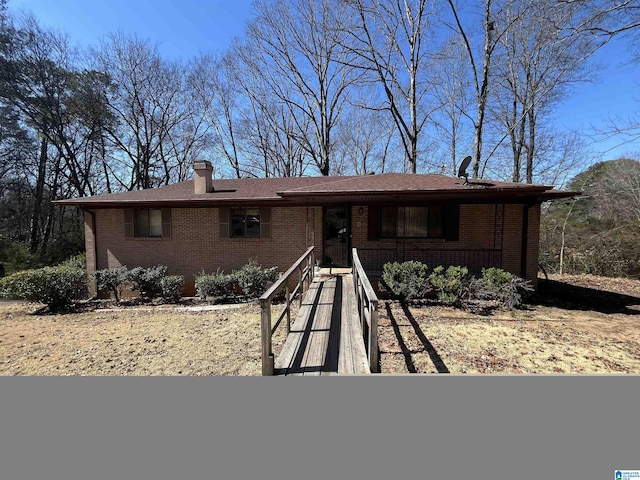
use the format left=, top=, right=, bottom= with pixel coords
left=259, top=246, right=315, bottom=376
left=352, top=248, right=379, bottom=373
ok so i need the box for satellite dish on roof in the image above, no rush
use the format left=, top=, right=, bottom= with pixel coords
left=457, top=156, right=472, bottom=185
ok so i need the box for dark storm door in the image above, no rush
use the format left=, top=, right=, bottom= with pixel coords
left=323, top=206, right=350, bottom=267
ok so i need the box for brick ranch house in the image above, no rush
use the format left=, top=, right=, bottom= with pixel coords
left=57, top=160, right=576, bottom=296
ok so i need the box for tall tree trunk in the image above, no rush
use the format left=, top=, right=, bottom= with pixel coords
left=526, top=107, right=535, bottom=184
left=29, top=137, right=48, bottom=254
left=40, top=153, right=62, bottom=256
left=473, top=0, right=493, bottom=179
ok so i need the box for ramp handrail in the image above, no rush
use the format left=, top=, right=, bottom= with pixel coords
left=260, top=246, right=315, bottom=375
left=352, top=248, right=379, bottom=373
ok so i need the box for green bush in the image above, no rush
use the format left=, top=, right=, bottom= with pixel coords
left=0, top=262, right=87, bottom=312
left=94, top=266, right=129, bottom=302
left=479, top=267, right=533, bottom=309
left=95, top=265, right=182, bottom=302
left=127, top=265, right=168, bottom=298
left=480, top=267, right=514, bottom=291
left=234, top=260, right=279, bottom=298
left=195, top=261, right=280, bottom=301
left=429, top=265, right=470, bottom=305
left=195, top=269, right=235, bottom=301
left=160, top=275, right=184, bottom=302
left=381, top=261, right=431, bottom=300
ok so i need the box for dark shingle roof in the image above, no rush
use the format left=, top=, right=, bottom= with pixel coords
left=279, top=172, right=547, bottom=195
left=56, top=173, right=577, bottom=207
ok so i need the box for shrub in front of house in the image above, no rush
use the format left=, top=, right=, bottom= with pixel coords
left=377, top=261, right=533, bottom=311
left=95, top=265, right=184, bottom=302
left=381, top=260, right=431, bottom=300
left=195, top=269, right=236, bottom=301
left=160, top=275, right=185, bottom=302
left=479, top=267, right=533, bottom=309
left=127, top=265, right=168, bottom=298
left=429, top=265, right=471, bottom=306
left=0, top=255, right=87, bottom=312
left=234, top=260, right=280, bottom=298
left=195, top=261, right=280, bottom=302
left=94, top=266, right=130, bottom=302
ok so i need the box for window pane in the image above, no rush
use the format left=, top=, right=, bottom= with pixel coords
left=230, top=208, right=262, bottom=238
left=381, top=207, right=396, bottom=238
left=231, top=208, right=245, bottom=238
left=400, top=207, right=429, bottom=237
left=429, top=206, right=444, bottom=238
left=136, top=210, right=150, bottom=237
left=246, top=211, right=260, bottom=238
left=149, top=209, right=163, bottom=237
left=397, top=207, right=405, bottom=237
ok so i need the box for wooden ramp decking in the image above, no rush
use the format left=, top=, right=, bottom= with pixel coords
left=273, top=273, right=370, bottom=376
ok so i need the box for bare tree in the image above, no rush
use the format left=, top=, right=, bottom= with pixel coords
left=239, top=0, right=361, bottom=176
left=344, top=0, right=438, bottom=174
left=223, top=42, right=312, bottom=178
left=591, top=1, right=640, bottom=151
left=93, top=34, right=192, bottom=190
left=244, top=97, right=311, bottom=177
left=444, top=0, right=634, bottom=182
left=333, top=103, right=397, bottom=175
left=444, top=0, right=521, bottom=179
left=567, top=0, right=640, bottom=38
left=493, top=0, right=607, bottom=183
left=187, top=54, right=245, bottom=178
left=431, top=37, right=474, bottom=175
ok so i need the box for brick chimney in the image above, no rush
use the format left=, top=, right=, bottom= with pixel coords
left=193, top=160, right=213, bottom=193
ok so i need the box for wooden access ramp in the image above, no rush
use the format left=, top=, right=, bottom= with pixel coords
left=273, top=273, right=370, bottom=376
left=260, top=247, right=379, bottom=376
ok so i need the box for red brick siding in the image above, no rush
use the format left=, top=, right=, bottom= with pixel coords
left=84, top=211, right=97, bottom=295
left=90, top=206, right=316, bottom=295
left=350, top=204, right=539, bottom=283
left=85, top=202, right=541, bottom=296
left=352, top=205, right=497, bottom=272
left=527, top=204, right=541, bottom=288
left=494, top=203, right=539, bottom=285
left=500, top=204, right=523, bottom=278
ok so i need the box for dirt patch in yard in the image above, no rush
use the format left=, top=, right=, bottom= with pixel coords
left=2, top=273, right=640, bottom=375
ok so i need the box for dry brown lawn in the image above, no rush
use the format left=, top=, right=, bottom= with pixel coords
left=0, top=301, right=287, bottom=376
left=378, top=274, right=640, bottom=374
left=2, top=273, right=640, bottom=375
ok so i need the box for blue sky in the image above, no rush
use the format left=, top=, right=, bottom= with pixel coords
left=9, top=0, right=640, bottom=163
left=11, top=0, right=255, bottom=58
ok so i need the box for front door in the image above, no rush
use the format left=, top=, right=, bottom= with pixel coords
left=323, top=206, right=350, bottom=267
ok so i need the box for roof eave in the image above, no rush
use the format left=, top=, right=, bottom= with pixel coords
left=277, top=185, right=552, bottom=198
left=54, top=197, right=285, bottom=208
left=537, top=190, right=582, bottom=201
left=54, top=185, right=577, bottom=208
